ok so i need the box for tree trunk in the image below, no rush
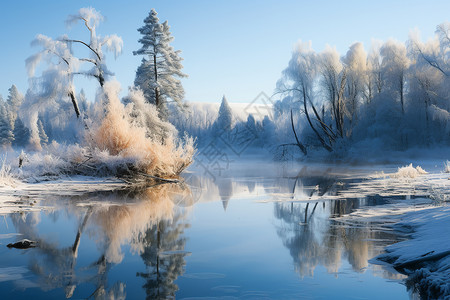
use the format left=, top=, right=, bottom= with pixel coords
left=153, top=53, right=160, bottom=108
left=302, top=87, right=332, bottom=152
left=290, top=110, right=307, bottom=155
left=68, top=91, right=81, bottom=119
left=399, top=73, right=404, bottom=115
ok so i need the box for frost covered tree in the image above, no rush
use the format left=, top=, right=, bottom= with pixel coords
left=407, top=23, right=450, bottom=144
left=11, top=7, right=194, bottom=179
left=380, top=40, right=409, bottom=114
left=409, top=22, right=450, bottom=78
left=133, top=9, right=187, bottom=118
left=366, top=43, right=384, bottom=101
left=0, top=99, right=14, bottom=147
left=64, top=8, right=123, bottom=90
left=342, top=42, right=368, bottom=125
left=122, top=87, right=177, bottom=140
left=23, top=7, right=123, bottom=149
left=277, top=42, right=334, bottom=153
left=318, top=46, right=347, bottom=140
left=6, top=85, right=24, bottom=130
left=6, top=85, right=23, bottom=108
left=12, top=117, right=30, bottom=148
left=274, top=23, right=450, bottom=156
left=212, top=95, right=233, bottom=133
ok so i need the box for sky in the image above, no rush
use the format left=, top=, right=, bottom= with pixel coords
left=0, top=0, right=449, bottom=104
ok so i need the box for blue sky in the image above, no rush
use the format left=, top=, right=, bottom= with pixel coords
left=1, top=0, right=449, bottom=103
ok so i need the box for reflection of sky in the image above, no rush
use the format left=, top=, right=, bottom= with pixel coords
left=0, top=164, right=412, bottom=299
left=177, top=196, right=408, bottom=299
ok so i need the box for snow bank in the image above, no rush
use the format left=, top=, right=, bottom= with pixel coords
left=373, top=206, right=450, bottom=299
left=329, top=163, right=450, bottom=299
left=390, top=163, right=428, bottom=179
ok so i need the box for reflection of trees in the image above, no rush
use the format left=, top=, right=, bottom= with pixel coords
left=273, top=173, right=403, bottom=279
left=8, top=183, right=192, bottom=299
left=10, top=209, right=110, bottom=299
left=137, top=211, right=189, bottom=299
left=217, top=178, right=232, bottom=211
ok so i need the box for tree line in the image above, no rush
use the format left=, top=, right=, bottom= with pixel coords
left=1, top=12, right=448, bottom=160
left=171, top=22, right=450, bottom=158
left=275, top=23, right=450, bottom=155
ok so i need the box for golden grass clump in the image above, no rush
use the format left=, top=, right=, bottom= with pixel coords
left=90, top=82, right=195, bottom=177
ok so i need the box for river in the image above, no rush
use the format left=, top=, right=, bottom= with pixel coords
left=0, top=159, right=432, bottom=299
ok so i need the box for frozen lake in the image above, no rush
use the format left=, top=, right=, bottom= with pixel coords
left=1, top=158, right=443, bottom=299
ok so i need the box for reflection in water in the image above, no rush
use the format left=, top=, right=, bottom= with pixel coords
left=2, top=163, right=415, bottom=299
left=138, top=212, right=188, bottom=299
left=217, top=178, right=233, bottom=211
left=8, top=183, right=192, bottom=299
left=273, top=173, right=406, bottom=279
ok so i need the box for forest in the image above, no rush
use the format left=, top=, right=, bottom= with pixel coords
left=1, top=20, right=449, bottom=171
left=171, top=23, right=450, bottom=159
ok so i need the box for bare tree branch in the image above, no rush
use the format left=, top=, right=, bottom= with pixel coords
left=290, top=109, right=307, bottom=155
left=62, top=39, right=102, bottom=61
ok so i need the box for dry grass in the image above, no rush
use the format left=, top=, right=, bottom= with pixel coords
left=87, top=82, right=195, bottom=178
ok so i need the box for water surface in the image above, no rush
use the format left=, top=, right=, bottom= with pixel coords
left=0, top=161, right=417, bottom=299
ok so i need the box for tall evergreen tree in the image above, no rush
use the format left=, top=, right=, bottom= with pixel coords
left=6, top=85, right=23, bottom=111
left=6, top=84, right=24, bottom=131
left=0, top=99, right=14, bottom=147
left=213, top=95, right=233, bottom=133
left=133, top=9, right=187, bottom=118
left=12, top=117, right=30, bottom=148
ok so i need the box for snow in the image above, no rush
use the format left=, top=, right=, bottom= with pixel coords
left=372, top=206, right=450, bottom=298
left=390, top=163, right=428, bottom=178
left=445, top=160, right=450, bottom=173
left=329, top=163, right=450, bottom=299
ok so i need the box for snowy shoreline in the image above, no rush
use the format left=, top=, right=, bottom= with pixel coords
left=0, top=175, right=128, bottom=215
left=337, top=166, right=450, bottom=299
left=371, top=205, right=450, bottom=299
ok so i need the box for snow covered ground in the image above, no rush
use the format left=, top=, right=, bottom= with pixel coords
left=375, top=206, right=450, bottom=298
left=336, top=164, right=450, bottom=299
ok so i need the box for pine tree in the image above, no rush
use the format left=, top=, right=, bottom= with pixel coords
left=6, top=84, right=24, bottom=131
left=12, top=117, right=30, bottom=148
left=0, top=99, right=14, bottom=147
left=212, top=95, right=233, bottom=133
left=133, top=9, right=187, bottom=118
left=6, top=85, right=23, bottom=111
